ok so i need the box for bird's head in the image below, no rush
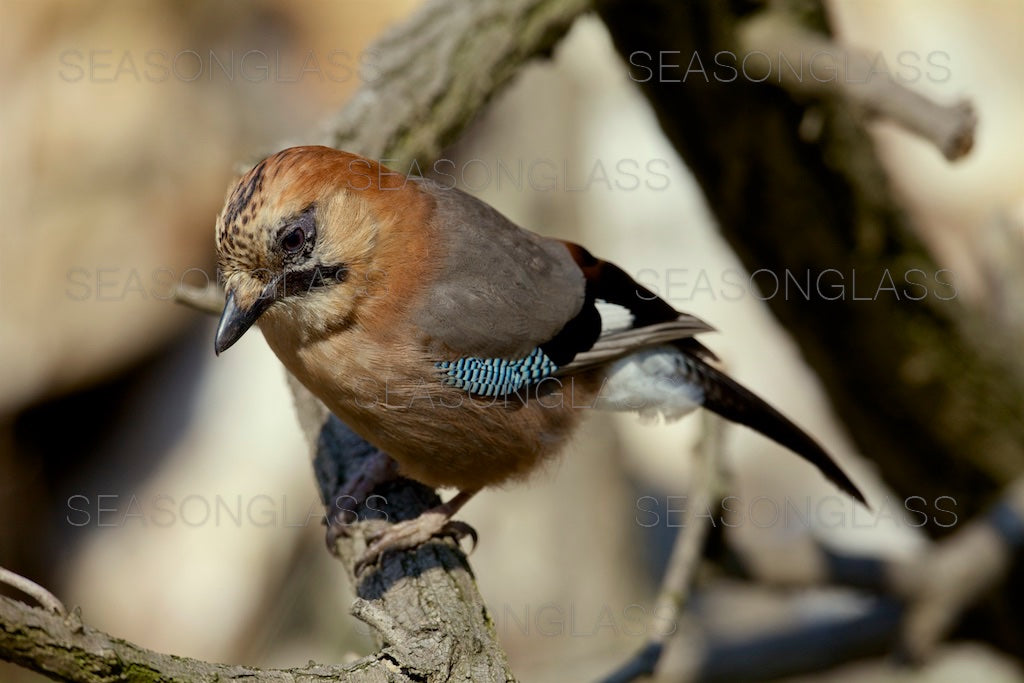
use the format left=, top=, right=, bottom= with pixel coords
left=213, top=146, right=421, bottom=355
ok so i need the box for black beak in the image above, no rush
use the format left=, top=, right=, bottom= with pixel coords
left=214, top=287, right=275, bottom=355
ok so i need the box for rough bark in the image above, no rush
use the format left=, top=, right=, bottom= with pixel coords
left=322, top=0, right=593, bottom=164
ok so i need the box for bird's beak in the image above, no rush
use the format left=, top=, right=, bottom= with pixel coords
left=214, top=286, right=275, bottom=355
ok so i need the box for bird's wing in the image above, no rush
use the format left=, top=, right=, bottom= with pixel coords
left=550, top=241, right=717, bottom=375
left=411, top=181, right=588, bottom=359
left=410, top=181, right=712, bottom=395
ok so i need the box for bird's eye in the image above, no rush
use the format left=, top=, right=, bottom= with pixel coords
left=281, top=228, right=305, bottom=253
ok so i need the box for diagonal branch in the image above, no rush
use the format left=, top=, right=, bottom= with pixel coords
left=0, top=567, right=66, bottom=617
left=737, top=11, right=976, bottom=161
left=601, top=413, right=725, bottom=683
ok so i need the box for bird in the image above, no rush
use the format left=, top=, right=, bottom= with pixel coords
left=213, top=145, right=866, bottom=567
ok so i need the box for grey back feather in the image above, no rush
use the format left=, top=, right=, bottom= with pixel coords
left=411, top=179, right=586, bottom=359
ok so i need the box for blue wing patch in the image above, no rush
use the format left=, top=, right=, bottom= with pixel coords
left=436, top=347, right=559, bottom=397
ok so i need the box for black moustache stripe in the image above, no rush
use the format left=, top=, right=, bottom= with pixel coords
left=281, top=264, right=348, bottom=298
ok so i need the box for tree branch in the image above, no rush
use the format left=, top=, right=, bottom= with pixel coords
left=319, top=0, right=592, bottom=164
left=173, top=282, right=223, bottom=316
left=601, top=413, right=725, bottom=683
left=737, top=11, right=976, bottom=161
left=0, top=593, right=383, bottom=682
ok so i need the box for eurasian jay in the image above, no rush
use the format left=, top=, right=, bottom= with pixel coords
left=214, top=146, right=865, bottom=566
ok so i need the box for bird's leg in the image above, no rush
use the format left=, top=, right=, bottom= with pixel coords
left=325, top=449, right=400, bottom=551
left=355, top=488, right=480, bottom=573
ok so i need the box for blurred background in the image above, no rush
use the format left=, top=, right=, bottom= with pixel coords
left=1, top=0, right=1022, bottom=681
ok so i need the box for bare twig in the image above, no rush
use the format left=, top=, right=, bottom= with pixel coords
left=0, top=567, right=66, bottom=616
left=653, top=414, right=724, bottom=624
left=601, top=413, right=725, bottom=683
left=174, top=282, right=224, bottom=316
left=737, top=11, right=976, bottom=161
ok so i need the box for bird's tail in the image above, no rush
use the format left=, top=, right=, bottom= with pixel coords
left=685, top=353, right=867, bottom=506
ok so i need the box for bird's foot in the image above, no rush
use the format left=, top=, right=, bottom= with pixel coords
left=354, top=512, right=477, bottom=574
left=353, top=489, right=480, bottom=574
left=324, top=450, right=400, bottom=553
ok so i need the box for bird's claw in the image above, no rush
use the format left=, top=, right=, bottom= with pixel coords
left=324, top=509, right=358, bottom=555
left=434, top=520, right=478, bottom=557
left=354, top=514, right=478, bottom=574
